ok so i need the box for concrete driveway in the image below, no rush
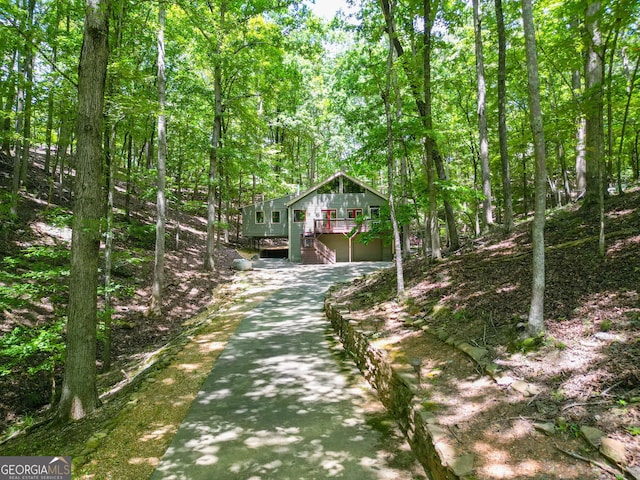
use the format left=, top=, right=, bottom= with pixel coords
left=152, top=261, right=425, bottom=479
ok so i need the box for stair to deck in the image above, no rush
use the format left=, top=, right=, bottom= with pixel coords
left=301, top=236, right=336, bottom=264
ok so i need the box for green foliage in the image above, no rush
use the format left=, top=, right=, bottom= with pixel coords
left=512, top=333, right=545, bottom=353
left=600, top=320, right=612, bottom=332
left=555, top=419, right=580, bottom=438
left=0, top=318, right=66, bottom=377
left=625, top=426, right=640, bottom=436
left=125, top=220, right=157, bottom=248
left=0, top=246, right=70, bottom=312
left=42, top=207, right=73, bottom=228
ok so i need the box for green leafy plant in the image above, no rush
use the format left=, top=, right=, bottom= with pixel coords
left=42, top=207, right=73, bottom=228
left=0, top=318, right=66, bottom=377
left=625, top=426, right=640, bottom=436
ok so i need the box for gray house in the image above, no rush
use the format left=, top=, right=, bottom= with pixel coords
left=241, top=172, right=392, bottom=264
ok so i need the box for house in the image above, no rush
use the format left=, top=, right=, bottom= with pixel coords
left=241, top=172, right=393, bottom=264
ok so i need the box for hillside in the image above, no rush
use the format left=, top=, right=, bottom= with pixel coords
left=330, top=187, right=640, bottom=478
left=0, top=150, right=241, bottom=436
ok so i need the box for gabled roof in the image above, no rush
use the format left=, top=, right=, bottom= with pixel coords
left=285, top=171, right=387, bottom=207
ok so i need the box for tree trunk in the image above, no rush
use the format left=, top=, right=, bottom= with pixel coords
left=102, top=123, right=117, bottom=372
left=521, top=0, right=547, bottom=337
left=423, top=0, right=441, bottom=260
left=616, top=52, right=640, bottom=193
left=473, top=0, right=493, bottom=231
left=125, top=132, right=132, bottom=220
left=605, top=25, right=620, bottom=183
left=10, top=50, right=24, bottom=218
left=495, top=0, right=513, bottom=232
left=381, top=0, right=404, bottom=298
left=583, top=0, right=605, bottom=207
left=57, top=0, right=110, bottom=423
left=1, top=50, right=17, bottom=155
left=380, top=0, right=458, bottom=252
left=150, top=1, right=167, bottom=316
left=572, top=50, right=587, bottom=199
left=205, top=3, right=225, bottom=271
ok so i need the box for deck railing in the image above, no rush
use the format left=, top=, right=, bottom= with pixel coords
left=313, top=218, right=370, bottom=235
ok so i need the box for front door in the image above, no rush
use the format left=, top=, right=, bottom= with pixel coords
left=322, top=209, right=337, bottom=230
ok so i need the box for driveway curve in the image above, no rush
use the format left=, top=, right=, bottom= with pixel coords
left=152, top=261, right=425, bottom=480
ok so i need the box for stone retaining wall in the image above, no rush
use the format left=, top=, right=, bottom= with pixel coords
left=325, top=299, right=474, bottom=480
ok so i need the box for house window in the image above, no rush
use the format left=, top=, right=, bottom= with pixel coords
left=272, top=211, right=281, bottom=223
left=343, top=178, right=365, bottom=193
left=316, top=178, right=340, bottom=194
left=255, top=211, right=265, bottom=224
left=293, top=209, right=306, bottom=222
left=369, top=206, right=380, bottom=219
left=347, top=208, right=363, bottom=219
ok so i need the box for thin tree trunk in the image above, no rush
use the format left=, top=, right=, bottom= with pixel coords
left=57, top=0, right=110, bottom=423
left=1, top=51, right=18, bottom=155
left=605, top=25, right=620, bottom=183
left=150, top=0, right=167, bottom=315
left=521, top=0, right=547, bottom=337
left=205, top=2, right=226, bottom=271
left=573, top=56, right=587, bottom=198
left=102, top=123, right=117, bottom=372
left=495, top=0, right=513, bottom=232
left=45, top=36, right=58, bottom=176
left=616, top=53, right=640, bottom=194
left=473, top=0, right=493, bottom=231
left=10, top=49, right=24, bottom=218
left=380, top=0, right=458, bottom=252
left=423, top=0, right=441, bottom=260
left=125, top=131, right=132, bottom=220
left=381, top=0, right=404, bottom=298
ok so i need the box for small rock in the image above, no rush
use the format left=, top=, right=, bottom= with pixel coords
left=435, top=441, right=456, bottom=464
left=600, top=437, right=627, bottom=465
left=445, top=336, right=457, bottom=346
left=427, top=424, right=449, bottom=443
left=594, top=332, right=623, bottom=342
left=625, top=466, right=640, bottom=480
left=458, top=343, right=488, bottom=362
left=511, top=380, right=534, bottom=396
left=496, top=375, right=515, bottom=386
left=451, top=453, right=475, bottom=477
left=534, top=422, right=556, bottom=435
left=85, top=432, right=107, bottom=451
left=580, top=425, right=605, bottom=448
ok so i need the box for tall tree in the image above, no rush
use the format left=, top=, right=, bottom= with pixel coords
left=582, top=0, right=605, bottom=207
left=204, top=1, right=225, bottom=271
left=56, top=0, right=110, bottom=422
left=494, top=0, right=513, bottom=232
left=423, top=0, right=441, bottom=259
left=380, top=0, right=458, bottom=253
left=150, top=0, right=167, bottom=314
left=521, top=0, right=546, bottom=336
left=472, top=0, right=493, bottom=231
left=380, top=0, right=405, bottom=296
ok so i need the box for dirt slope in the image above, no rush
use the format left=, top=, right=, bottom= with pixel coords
left=330, top=189, right=640, bottom=479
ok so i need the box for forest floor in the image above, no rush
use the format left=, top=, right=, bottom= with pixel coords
left=1, top=150, right=639, bottom=479
left=0, top=150, right=243, bottom=434
left=330, top=188, right=640, bottom=479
